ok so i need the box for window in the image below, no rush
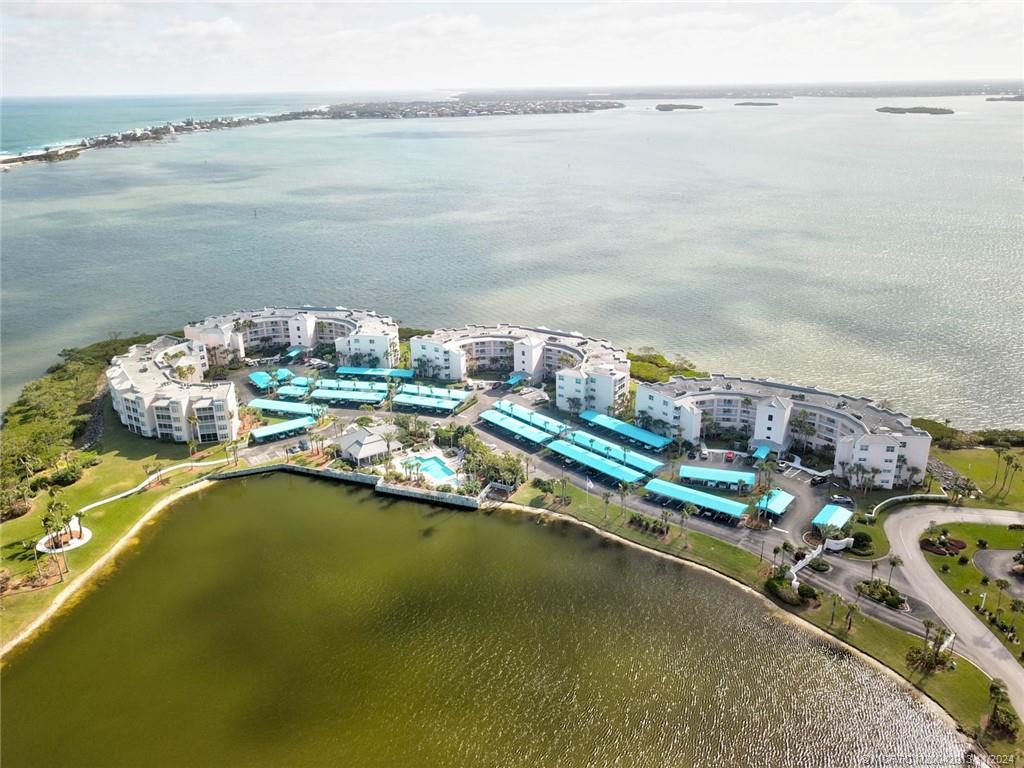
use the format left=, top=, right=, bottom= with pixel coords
left=885, top=446, right=896, bottom=453
left=767, top=414, right=773, bottom=422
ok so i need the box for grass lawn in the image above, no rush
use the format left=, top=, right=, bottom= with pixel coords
left=509, top=479, right=1020, bottom=756
left=921, top=522, right=1024, bottom=661
left=934, top=448, right=1024, bottom=512
left=0, top=403, right=230, bottom=645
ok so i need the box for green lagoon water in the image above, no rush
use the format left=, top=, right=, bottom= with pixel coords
left=1, top=475, right=965, bottom=767
left=2, top=96, right=1022, bottom=425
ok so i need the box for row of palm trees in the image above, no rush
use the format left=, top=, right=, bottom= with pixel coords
left=989, top=446, right=1021, bottom=500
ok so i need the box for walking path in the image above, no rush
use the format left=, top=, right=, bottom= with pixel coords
left=885, top=504, right=1024, bottom=716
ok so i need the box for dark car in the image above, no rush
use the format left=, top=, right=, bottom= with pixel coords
left=687, top=450, right=697, bottom=460
left=810, top=475, right=828, bottom=486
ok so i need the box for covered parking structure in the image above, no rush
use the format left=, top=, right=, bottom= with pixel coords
left=751, top=445, right=772, bottom=462
left=274, top=368, right=294, bottom=382
left=812, top=503, right=853, bottom=532
left=678, top=465, right=756, bottom=492
left=248, top=371, right=274, bottom=391
left=566, top=431, right=663, bottom=475
left=479, top=410, right=553, bottom=446
left=392, top=393, right=460, bottom=412
left=400, top=383, right=471, bottom=401
left=249, top=416, right=315, bottom=443
left=310, top=389, right=385, bottom=405
left=644, top=478, right=748, bottom=523
left=545, top=440, right=645, bottom=485
left=275, top=385, right=309, bottom=400
left=754, top=488, right=795, bottom=518
left=579, top=410, right=672, bottom=451
left=246, top=398, right=322, bottom=418
left=296, top=378, right=389, bottom=392
left=336, top=366, right=414, bottom=380
left=493, top=400, right=567, bottom=436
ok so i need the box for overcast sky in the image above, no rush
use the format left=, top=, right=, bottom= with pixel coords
left=3, top=2, right=1021, bottom=98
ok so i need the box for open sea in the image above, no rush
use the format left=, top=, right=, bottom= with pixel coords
left=1, top=93, right=1021, bottom=426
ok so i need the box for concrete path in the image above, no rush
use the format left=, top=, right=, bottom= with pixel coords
left=884, top=504, right=1024, bottom=716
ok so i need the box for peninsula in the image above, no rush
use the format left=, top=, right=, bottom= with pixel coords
left=0, top=99, right=624, bottom=170
left=876, top=106, right=955, bottom=115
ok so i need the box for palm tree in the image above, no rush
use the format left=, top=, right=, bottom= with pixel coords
left=772, top=545, right=781, bottom=567
left=601, top=490, right=612, bottom=523
left=887, top=555, right=903, bottom=587
left=829, top=593, right=841, bottom=626
left=990, top=446, right=1008, bottom=491
left=845, top=601, right=859, bottom=631
left=870, top=560, right=879, bottom=582
left=921, top=619, right=934, bottom=650
left=679, top=503, right=696, bottom=549
left=22, top=539, right=41, bottom=578
left=618, top=482, right=634, bottom=520
left=990, top=678, right=1009, bottom=719
left=995, top=578, right=1011, bottom=614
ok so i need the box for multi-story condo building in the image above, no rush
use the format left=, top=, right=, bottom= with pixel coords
left=635, top=374, right=931, bottom=490
left=410, top=324, right=630, bottom=414
left=183, top=306, right=399, bottom=367
left=106, top=336, right=240, bottom=443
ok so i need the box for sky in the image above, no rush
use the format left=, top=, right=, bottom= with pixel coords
left=2, top=2, right=1022, bottom=98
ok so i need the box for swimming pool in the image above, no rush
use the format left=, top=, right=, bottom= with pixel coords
left=409, top=456, right=458, bottom=484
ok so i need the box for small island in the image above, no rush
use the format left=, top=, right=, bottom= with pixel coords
left=986, top=95, right=1024, bottom=102
left=734, top=102, right=778, bottom=107
left=876, top=106, right=954, bottom=115
left=656, top=103, right=703, bottom=111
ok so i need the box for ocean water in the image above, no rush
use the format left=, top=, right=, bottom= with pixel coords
left=0, top=475, right=967, bottom=767
left=1, top=95, right=1021, bottom=426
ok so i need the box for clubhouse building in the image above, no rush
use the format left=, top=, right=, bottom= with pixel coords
left=635, top=375, right=931, bottom=490
left=409, top=324, right=630, bottom=414
left=184, top=306, right=400, bottom=367
left=106, top=336, right=240, bottom=443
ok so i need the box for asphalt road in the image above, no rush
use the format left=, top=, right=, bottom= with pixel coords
left=885, top=505, right=1024, bottom=716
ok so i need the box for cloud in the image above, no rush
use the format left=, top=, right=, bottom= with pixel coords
left=157, top=16, right=246, bottom=52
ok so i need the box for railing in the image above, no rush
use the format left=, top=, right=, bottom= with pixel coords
left=78, top=458, right=231, bottom=514
left=868, top=492, right=949, bottom=520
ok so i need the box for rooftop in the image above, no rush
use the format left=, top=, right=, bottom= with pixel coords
left=184, top=305, right=398, bottom=339
left=107, top=335, right=232, bottom=401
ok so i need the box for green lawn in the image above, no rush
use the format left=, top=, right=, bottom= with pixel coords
left=935, top=448, right=1024, bottom=512
left=508, top=480, right=1020, bottom=756
left=921, top=522, right=1024, bottom=661
left=0, top=403, right=230, bottom=644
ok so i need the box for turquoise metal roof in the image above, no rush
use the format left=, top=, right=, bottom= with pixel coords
left=250, top=416, right=315, bottom=441
left=400, top=384, right=471, bottom=401
left=752, top=445, right=771, bottom=461
left=567, top=431, right=663, bottom=474
left=246, top=398, right=320, bottom=417
left=274, top=368, right=294, bottom=381
left=248, top=371, right=273, bottom=389
left=479, top=410, right=553, bottom=445
left=755, top=488, right=795, bottom=516
left=275, top=385, right=308, bottom=399
left=507, top=373, right=527, bottom=385
left=546, top=440, right=645, bottom=484
left=812, top=504, right=852, bottom=529
left=336, top=366, right=414, bottom=379
left=645, top=478, right=749, bottom=518
left=678, top=465, right=757, bottom=487
left=579, top=410, right=672, bottom=450
left=493, top=400, right=567, bottom=435
left=310, top=389, right=384, bottom=404
left=393, top=393, right=459, bottom=411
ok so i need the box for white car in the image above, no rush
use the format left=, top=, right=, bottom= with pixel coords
left=830, top=495, right=855, bottom=506
left=776, top=461, right=790, bottom=470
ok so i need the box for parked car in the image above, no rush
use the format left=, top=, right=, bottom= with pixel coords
left=699, top=447, right=710, bottom=460
left=724, top=451, right=736, bottom=463
left=776, top=461, right=790, bottom=470
left=687, top=450, right=697, bottom=460
left=810, top=475, right=829, bottom=486
left=431, top=421, right=442, bottom=429
left=533, top=396, right=549, bottom=405
left=298, top=439, right=310, bottom=451
left=830, top=495, right=855, bottom=506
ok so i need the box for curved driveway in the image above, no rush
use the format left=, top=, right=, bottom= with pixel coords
left=885, top=505, right=1024, bottom=716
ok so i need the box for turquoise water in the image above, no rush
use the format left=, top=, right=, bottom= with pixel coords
left=0, top=476, right=966, bottom=766
left=2, top=95, right=1021, bottom=425
left=412, top=455, right=458, bottom=483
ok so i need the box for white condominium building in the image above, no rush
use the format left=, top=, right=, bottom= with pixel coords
left=107, top=336, right=240, bottom=443
left=184, top=306, right=399, bottom=366
left=410, top=324, right=630, bottom=414
left=636, top=374, right=931, bottom=490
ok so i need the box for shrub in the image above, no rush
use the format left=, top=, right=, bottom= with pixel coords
left=978, top=539, right=988, bottom=549
left=982, top=576, right=991, bottom=585
left=940, top=564, right=951, bottom=573
left=436, top=484, right=453, bottom=493
left=49, top=463, right=83, bottom=487
left=852, top=531, right=873, bottom=549
left=958, top=555, right=969, bottom=566
left=884, top=594, right=903, bottom=609
left=809, top=557, right=830, bottom=572
left=797, top=583, right=818, bottom=601
left=765, top=578, right=802, bottom=606
left=531, top=477, right=555, bottom=494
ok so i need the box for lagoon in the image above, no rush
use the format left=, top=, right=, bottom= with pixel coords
left=1, top=95, right=1021, bottom=426
left=0, top=475, right=965, bottom=767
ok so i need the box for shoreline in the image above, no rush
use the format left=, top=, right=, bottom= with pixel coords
left=0, top=472, right=988, bottom=758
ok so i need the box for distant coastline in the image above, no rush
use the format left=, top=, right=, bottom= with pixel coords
left=876, top=106, right=955, bottom=115
left=655, top=103, right=703, bottom=111
left=735, top=102, right=778, bottom=107
left=986, top=95, right=1024, bottom=102
left=0, top=99, right=623, bottom=170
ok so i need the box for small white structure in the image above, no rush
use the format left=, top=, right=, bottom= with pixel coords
left=335, top=426, right=400, bottom=465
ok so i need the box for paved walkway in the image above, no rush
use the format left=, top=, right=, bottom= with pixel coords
left=885, top=505, right=1024, bottom=716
